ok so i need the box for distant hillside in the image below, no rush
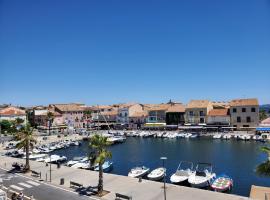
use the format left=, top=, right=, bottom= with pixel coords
left=260, top=104, right=270, bottom=114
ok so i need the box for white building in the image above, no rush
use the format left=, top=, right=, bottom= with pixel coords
left=0, top=106, right=26, bottom=124
left=207, top=109, right=230, bottom=126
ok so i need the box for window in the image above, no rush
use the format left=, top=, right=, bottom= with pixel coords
left=233, top=108, right=237, bottom=113
left=237, top=117, right=241, bottom=123
left=242, top=108, right=246, bottom=112
left=200, top=118, right=204, bottom=123
left=189, top=111, right=194, bottom=116
left=246, top=116, right=251, bottom=123
left=199, top=111, right=204, bottom=116
left=243, top=125, right=249, bottom=127
left=251, top=107, right=256, bottom=112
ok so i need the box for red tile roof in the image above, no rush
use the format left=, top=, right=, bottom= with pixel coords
left=0, top=107, right=25, bottom=116
left=229, top=98, right=259, bottom=106
left=208, top=109, right=229, bottom=116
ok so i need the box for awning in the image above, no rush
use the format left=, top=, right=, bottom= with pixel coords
left=256, top=127, right=270, bottom=131
left=178, top=126, right=204, bottom=129
left=144, top=123, right=166, bottom=127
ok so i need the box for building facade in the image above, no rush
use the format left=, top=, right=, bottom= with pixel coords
left=185, top=100, right=213, bottom=125
left=49, top=103, right=86, bottom=128
left=207, top=108, right=230, bottom=126
left=117, top=104, right=144, bottom=126
left=166, top=103, right=186, bottom=125
left=229, top=98, right=259, bottom=129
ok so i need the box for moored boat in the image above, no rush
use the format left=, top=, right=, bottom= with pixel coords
left=188, top=163, right=216, bottom=188
left=210, top=174, right=233, bottom=192
left=170, top=161, right=194, bottom=184
left=94, top=161, right=113, bottom=173
left=128, top=166, right=150, bottom=178
left=147, top=167, right=166, bottom=181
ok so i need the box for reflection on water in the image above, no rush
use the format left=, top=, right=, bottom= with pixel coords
left=54, top=137, right=269, bottom=196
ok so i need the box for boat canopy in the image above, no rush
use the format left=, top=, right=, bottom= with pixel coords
left=256, top=127, right=270, bottom=131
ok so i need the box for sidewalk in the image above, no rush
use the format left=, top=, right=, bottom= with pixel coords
left=0, top=155, right=251, bottom=200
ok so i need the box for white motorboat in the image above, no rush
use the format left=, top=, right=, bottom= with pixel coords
left=170, top=161, right=194, bottom=184
left=222, top=134, right=231, bottom=140
left=71, top=158, right=90, bottom=169
left=185, top=133, right=193, bottom=138
left=44, top=155, right=67, bottom=163
left=239, top=135, right=251, bottom=141
left=25, top=154, right=48, bottom=161
left=188, top=163, right=216, bottom=188
left=67, top=156, right=85, bottom=167
left=213, top=134, right=222, bottom=139
left=128, top=166, right=150, bottom=178
left=147, top=167, right=166, bottom=181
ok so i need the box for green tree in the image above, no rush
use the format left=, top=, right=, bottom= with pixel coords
left=260, top=110, right=268, bottom=121
left=256, top=146, right=270, bottom=176
left=47, top=111, right=54, bottom=135
left=16, top=123, right=37, bottom=171
left=89, top=134, right=112, bottom=195
left=14, top=118, right=25, bottom=130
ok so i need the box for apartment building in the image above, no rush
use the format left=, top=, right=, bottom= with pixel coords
left=49, top=103, right=86, bottom=128
left=229, top=98, right=259, bottom=129
left=207, top=108, right=230, bottom=126
left=185, top=100, right=213, bottom=125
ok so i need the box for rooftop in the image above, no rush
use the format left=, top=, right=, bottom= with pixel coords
left=167, top=104, right=186, bottom=113
left=208, top=108, right=229, bottom=116
left=0, top=106, right=26, bottom=116
left=52, top=104, right=85, bottom=112
left=229, top=98, right=259, bottom=107
left=186, top=100, right=211, bottom=109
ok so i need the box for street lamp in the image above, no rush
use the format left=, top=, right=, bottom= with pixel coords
left=160, top=156, right=167, bottom=200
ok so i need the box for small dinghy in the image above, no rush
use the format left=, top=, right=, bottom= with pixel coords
left=147, top=167, right=166, bottom=181
left=128, top=166, right=150, bottom=178
left=211, top=174, right=233, bottom=192
left=188, top=163, right=216, bottom=188
left=170, top=161, right=194, bottom=184
left=94, top=161, right=113, bottom=173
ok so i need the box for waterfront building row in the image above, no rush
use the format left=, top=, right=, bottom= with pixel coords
left=0, top=98, right=261, bottom=131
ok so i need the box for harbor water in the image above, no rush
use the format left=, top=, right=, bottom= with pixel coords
left=53, top=137, right=269, bottom=197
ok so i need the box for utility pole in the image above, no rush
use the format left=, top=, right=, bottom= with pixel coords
left=160, top=157, right=167, bottom=200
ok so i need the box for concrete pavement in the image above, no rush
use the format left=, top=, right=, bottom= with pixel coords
left=0, top=168, right=97, bottom=200
left=0, top=155, right=250, bottom=200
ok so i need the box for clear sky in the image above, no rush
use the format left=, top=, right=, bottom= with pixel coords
left=1, top=0, right=270, bottom=106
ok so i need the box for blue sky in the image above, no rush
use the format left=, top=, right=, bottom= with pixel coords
left=1, top=0, right=270, bottom=106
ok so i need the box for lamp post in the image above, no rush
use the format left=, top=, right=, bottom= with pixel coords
left=48, top=119, right=52, bottom=182
left=160, top=156, right=167, bottom=200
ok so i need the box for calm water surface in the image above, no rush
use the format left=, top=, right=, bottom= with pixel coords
left=54, top=137, right=270, bottom=196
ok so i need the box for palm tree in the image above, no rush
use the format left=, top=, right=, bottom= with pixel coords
left=256, top=146, right=270, bottom=176
left=89, top=134, right=112, bottom=195
left=47, top=111, right=54, bottom=136
left=16, top=123, right=37, bottom=171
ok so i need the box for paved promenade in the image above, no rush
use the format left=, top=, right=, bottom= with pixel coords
left=0, top=156, right=250, bottom=200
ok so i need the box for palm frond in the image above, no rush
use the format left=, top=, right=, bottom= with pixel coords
left=260, top=146, right=270, bottom=154
left=256, top=160, right=270, bottom=176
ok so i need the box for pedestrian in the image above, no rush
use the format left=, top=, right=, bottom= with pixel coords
left=17, top=192, right=24, bottom=200
left=11, top=192, right=17, bottom=200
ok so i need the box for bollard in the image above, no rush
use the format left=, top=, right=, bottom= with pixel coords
left=138, top=177, right=142, bottom=183
left=46, top=173, right=47, bottom=181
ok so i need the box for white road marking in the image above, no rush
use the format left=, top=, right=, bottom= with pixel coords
left=26, top=180, right=40, bottom=186
left=18, top=182, right=33, bottom=188
left=0, top=167, right=98, bottom=200
left=10, top=185, right=24, bottom=191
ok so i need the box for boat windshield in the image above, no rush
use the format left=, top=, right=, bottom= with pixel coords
left=179, top=161, right=193, bottom=171
left=196, top=163, right=212, bottom=174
